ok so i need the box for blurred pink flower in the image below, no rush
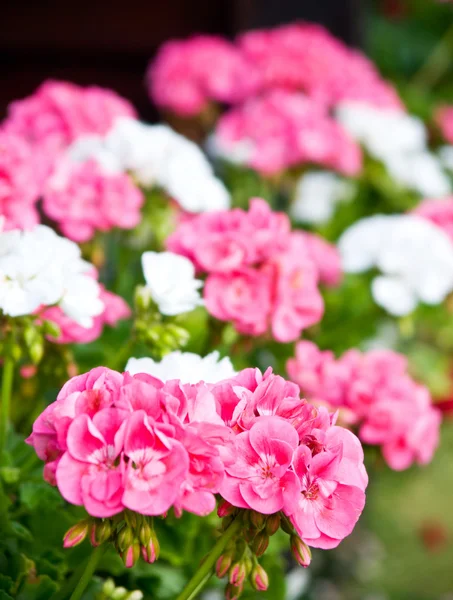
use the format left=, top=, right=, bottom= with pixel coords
left=214, top=90, right=362, bottom=176
left=0, top=131, right=41, bottom=230
left=43, top=159, right=144, bottom=242
left=148, top=35, right=259, bottom=116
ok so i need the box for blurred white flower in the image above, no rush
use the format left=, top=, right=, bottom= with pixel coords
left=206, top=133, right=254, bottom=165
left=385, top=151, right=451, bottom=197
left=338, top=214, right=453, bottom=316
left=337, top=103, right=451, bottom=197
left=0, top=225, right=103, bottom=324
left=141, top=251, right=203, bottom=316
left=290, top=171, right=353, bottom=225
left=126, top=350, right=236, bottom=384
left=438, top=145, right=453, bottom=171
left=336, top=103, right=426, bottom=158
left=70, top=116, right=231, bottom=213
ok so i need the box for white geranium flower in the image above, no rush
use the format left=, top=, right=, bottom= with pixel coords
left=105, top=118, right=231, bottom=212
left=141, top=251, right=203, bottom=316
left=338, top=214, right=453, bottom=316
left=384, top=151, right=451, bottom=197
left=67, top=134, right=123, bottom=174
left=438, top=145, right=453, bottom=172
left=290, top=171, right=353, bottom=225
left=126, top=350, right=236, bottom=384
left=336, top=103, right=426, bottom=158
left=0, top=225, right=104, bottom=325
left=337, top=103, right=451, bottom=197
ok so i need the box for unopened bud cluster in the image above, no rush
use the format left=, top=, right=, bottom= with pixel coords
left=214, top=503, right=312, bottom=598
left=63, top=510, right=160, bottom=569
left=134, top=286, right=189, bottom=357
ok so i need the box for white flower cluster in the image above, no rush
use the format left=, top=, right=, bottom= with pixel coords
left=68, top=117, right=230, bottom=213
left=338, top=214, right=453, bottom=316
left=141, top=251, right=203, bottom=316
left=125, top=350, right=236, bottom=384
left=0, top=225, right=103, bottom=325
left=337, top=103, right=451, bottom=197
left=290, top=171, right=353, bottom=225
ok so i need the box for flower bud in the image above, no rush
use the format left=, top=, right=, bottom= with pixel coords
left=111, top=587, right=128, bottom=600
left=141, top=530, right=160, bottom=563
left=243, top=527, right=257, bottom=544
left=225, top=582, right=243, bottom=600
left=138, top=519, right=152, bottom=546
left=63, top=520, right=89, bottom=548
left=229, top=562, right=247, bottom=587
left=249, top=510, right=266, bottom=530
left=290, top=535, right=312, bottom=567
left=90, top=519, right=112, bottom=546
left=216, top=554, right=232, bottom=578
left=266, top=513, right=281, bottom=536
left=102, top=578, right=116, bottom=596
left=250, top=563, right=269, bottom=591
left=126, top=592, right=144, bottom=600
left=250, top=531, right=269, bottom=557
left=117, top=526, right=135, bottom=552
left=280, top=514, right=295, bottom=535
left=217, top=500, right=236, bottom=518
left=43, top=319, right=61, bottom=339
left=122, top=539, right=141, bottom=568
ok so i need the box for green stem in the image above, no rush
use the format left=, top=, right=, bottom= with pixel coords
left=0, top=344, right=14, bottom=465
left=68, top=544, right=106, bottom=600
left=411, top=22, right=453, bottom=90
left=108, top=337, right=135, bottom=372
left=176, top=517, right=242, bottom=600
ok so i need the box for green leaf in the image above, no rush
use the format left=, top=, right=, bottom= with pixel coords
left=19, top=482, right=64, bottom=513
left=16, top=575, right=58, bottom=600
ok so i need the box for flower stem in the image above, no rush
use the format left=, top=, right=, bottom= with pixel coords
left=176, top=517, right=242, bottom=600
left=0, top=341, right=15, bottom=465
left=69, top=544, right=106, bottom=600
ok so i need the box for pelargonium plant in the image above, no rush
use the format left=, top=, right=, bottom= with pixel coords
left=1, top=14, right=452, bottom=600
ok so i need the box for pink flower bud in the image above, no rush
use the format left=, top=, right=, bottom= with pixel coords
left=117, top=526, right=135, bottom=552
left=20, top=364, right=37, bottom=379
left=217, top=500, right=236, bottom=518
left=216, top=554, right=232, bottom=578
left=251, top=564, right=269, bottom=591
left=290, top=535, right=312, bottom=567
left=122, top=540, right=141, bottom=568
left=63, top=520, right=89, bottom=548
left=229, top=562, right=247, bottom=587
left=141, top=530, right=160, bottom=563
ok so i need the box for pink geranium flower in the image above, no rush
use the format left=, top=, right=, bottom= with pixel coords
left=0, top=131, right=41, bottom=230
left=220, top=416, right=300, bottom=514
left=122, top=410, right=189, bottom=516
left=168, top=198, right=326, bottom=342
left=413, top=197, right=453, bottom=243
left=43, top=159, right=144, bottom=242
left=214, top=90, right=362, bottom=176
left=287, top=342, right=442, bottom=470
left=289, top=443, right=366, bottom=549
left=56, top=409, right=126, bottom=517
left=147, top=35, right=259, bottom=116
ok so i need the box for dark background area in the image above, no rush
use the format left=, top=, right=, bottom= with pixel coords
left=0, top=0, right=364, bottom=121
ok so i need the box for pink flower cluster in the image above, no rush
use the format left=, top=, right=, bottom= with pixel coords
left=237, top=23, right=402, bottom=110
left=287, top=342, right=441, bottom=470
left=27, top=365, right=367, bottom=550
left=0, top=131, right=41, bottom=230
left=1, top=80, right=140, bottom=238
left=413, top=197, right=453, bottom=243
left=43, top=159, right=144, bottom=242
left=167, top=198, right=341, bottom=341
left=40, top=286, right=131, bottom=344
left=4, top=80, right=136, bottom=158
left=148, top=35, right=258, bottom=117
left=436, top=105, right=453, bottom=144
left=214, top=90, right=362, bottom=176
left=148, top=24, right=401, bottom=116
